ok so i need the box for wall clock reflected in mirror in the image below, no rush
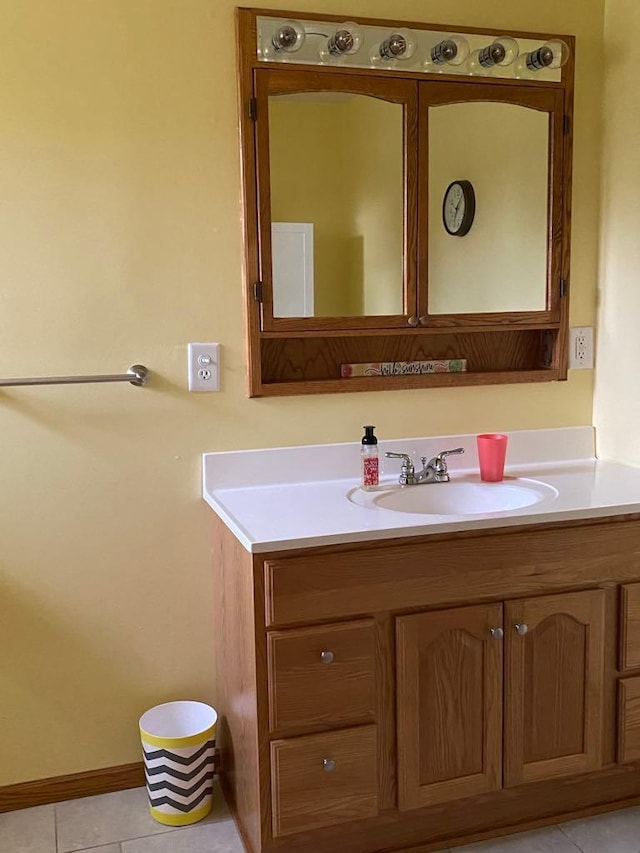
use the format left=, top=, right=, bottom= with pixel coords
left=443, top=179, right=476, bottom=236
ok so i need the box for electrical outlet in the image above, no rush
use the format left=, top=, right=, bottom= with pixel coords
left=188, top=343, right=220, bottom=391
left=568, top=327, right=594, bottom=369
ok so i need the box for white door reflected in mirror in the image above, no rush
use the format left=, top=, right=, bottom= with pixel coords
left=271, top=223, right=314, bottom=317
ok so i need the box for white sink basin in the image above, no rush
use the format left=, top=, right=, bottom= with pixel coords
left=351, top=477, right=558, bottom=516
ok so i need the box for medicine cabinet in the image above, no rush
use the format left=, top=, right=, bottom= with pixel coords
left=237, top=8, right=575, bottom=396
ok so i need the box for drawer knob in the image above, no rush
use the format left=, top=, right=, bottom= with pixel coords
left=323, top=758, right=336, bottom=772
left=490, top=627, right=504, bottom=639
left=320, top=650, right=334, bottom=664
left=515, top=623, right=529, bottom=636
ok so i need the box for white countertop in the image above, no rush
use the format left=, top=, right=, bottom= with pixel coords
left=202, top=427, right=640, bottom=553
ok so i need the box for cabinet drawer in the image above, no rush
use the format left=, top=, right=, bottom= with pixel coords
left=268, top=620, right=375, bottom=733
left=264, top=522, right=640, bottom=627
left=618, top=677, right=640, bottom=763
left=620, top=584, right=640, bottom=670
left=270, top=725, right=378, bottom=837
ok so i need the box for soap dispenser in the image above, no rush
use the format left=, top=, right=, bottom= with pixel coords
left=361, top=425, right=379, bottom=491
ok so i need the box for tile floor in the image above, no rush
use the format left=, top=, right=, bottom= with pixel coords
left=3, top=786, right=640, bottom=853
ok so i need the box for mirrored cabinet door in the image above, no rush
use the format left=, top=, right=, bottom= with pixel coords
left=254, top=70, right=418, bottom=331
left=418, top=82, right=565, bottom=326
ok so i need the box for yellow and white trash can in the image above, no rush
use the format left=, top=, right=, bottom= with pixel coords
left=139, top=701, right=217, bottom=826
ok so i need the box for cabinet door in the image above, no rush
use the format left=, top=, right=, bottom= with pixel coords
left=418, top=82, right=564, bottom=327
left=504, top=590, right=605, bottom=787
left=255, top=68, right=418, bottom=333
left=396, top=603, right=503, bottom=810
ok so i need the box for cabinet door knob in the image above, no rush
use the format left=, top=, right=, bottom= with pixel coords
left=407, top=316, right=419, bottom=327
left=419, top=315, right=428, bottom=326
left=320, top=650, right=334, bottom=664
left=490, top=627, right=504, bottom=639
left=515, top=623, right=529, bottom=635
left=323, top=758, right=336, bottom=772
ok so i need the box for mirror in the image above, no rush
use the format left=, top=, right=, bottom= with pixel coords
left=428, top=101, right=549, bottom=314
left=268, top=92, right=404, bottom=317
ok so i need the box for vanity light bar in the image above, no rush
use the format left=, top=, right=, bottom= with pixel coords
left=256, top=16, right=570, bottom=82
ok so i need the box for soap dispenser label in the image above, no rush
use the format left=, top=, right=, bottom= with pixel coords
left=363, top=456, right=379, bottom=487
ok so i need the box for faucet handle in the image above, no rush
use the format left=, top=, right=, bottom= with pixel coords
left=436, top=447, right=465, bottom=460
left=432, top=447, right=465, bottom=475
left=385, top=451, right=414, bottom=470
left=385, top=451, right=414, bottom=484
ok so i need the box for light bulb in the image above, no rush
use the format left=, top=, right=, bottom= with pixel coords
left=424, top=35, right=470, bottom=71
left=516, top=39, right=570, bottom=76
left=371, top=29, right=417, bottom=64
left=468, top=37, right=519, bottom=74
left=319, top=22, right=363, bottom=62
left=269, top=20, right=306, bottom=54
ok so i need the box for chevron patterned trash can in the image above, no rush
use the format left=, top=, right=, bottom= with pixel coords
left=139, top=701, right=217, bottom=826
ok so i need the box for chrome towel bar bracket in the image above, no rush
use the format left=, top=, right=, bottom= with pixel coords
left=0, top=364, right=150, bottom=388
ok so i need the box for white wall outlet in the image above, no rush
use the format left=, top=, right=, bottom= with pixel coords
left=568, top=327, right=594, bottom=369
left=188, top=343, right=220, bottom=391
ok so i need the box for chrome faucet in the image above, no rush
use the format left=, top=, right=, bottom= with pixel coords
left=385, top=447, right=465, bottom=485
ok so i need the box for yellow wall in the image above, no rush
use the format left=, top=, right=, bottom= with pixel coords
left=269, top=96, right=403, bottom=316
left=350, top=95, right=404, bottom=315
left=0, top=0, right=603, bottom=786
left=429, top=102, right=549, bottom=314
left=270, top=98, right=361, bottom=315
left=594, top=1, right=640, bottom=462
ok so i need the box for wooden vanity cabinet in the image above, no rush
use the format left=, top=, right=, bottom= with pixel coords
left=213, top=514, right=640, bottom=853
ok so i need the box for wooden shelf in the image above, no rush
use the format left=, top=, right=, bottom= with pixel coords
left=253, top=327, right=562, bottom=394
left=256, top=369, right=561, bottom=397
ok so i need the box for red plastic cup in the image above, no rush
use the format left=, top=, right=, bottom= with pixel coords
left=477, top=433, right=508, bottom=482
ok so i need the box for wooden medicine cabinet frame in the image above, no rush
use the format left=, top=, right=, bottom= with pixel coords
left=237, top=8, right=575, bottom=397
